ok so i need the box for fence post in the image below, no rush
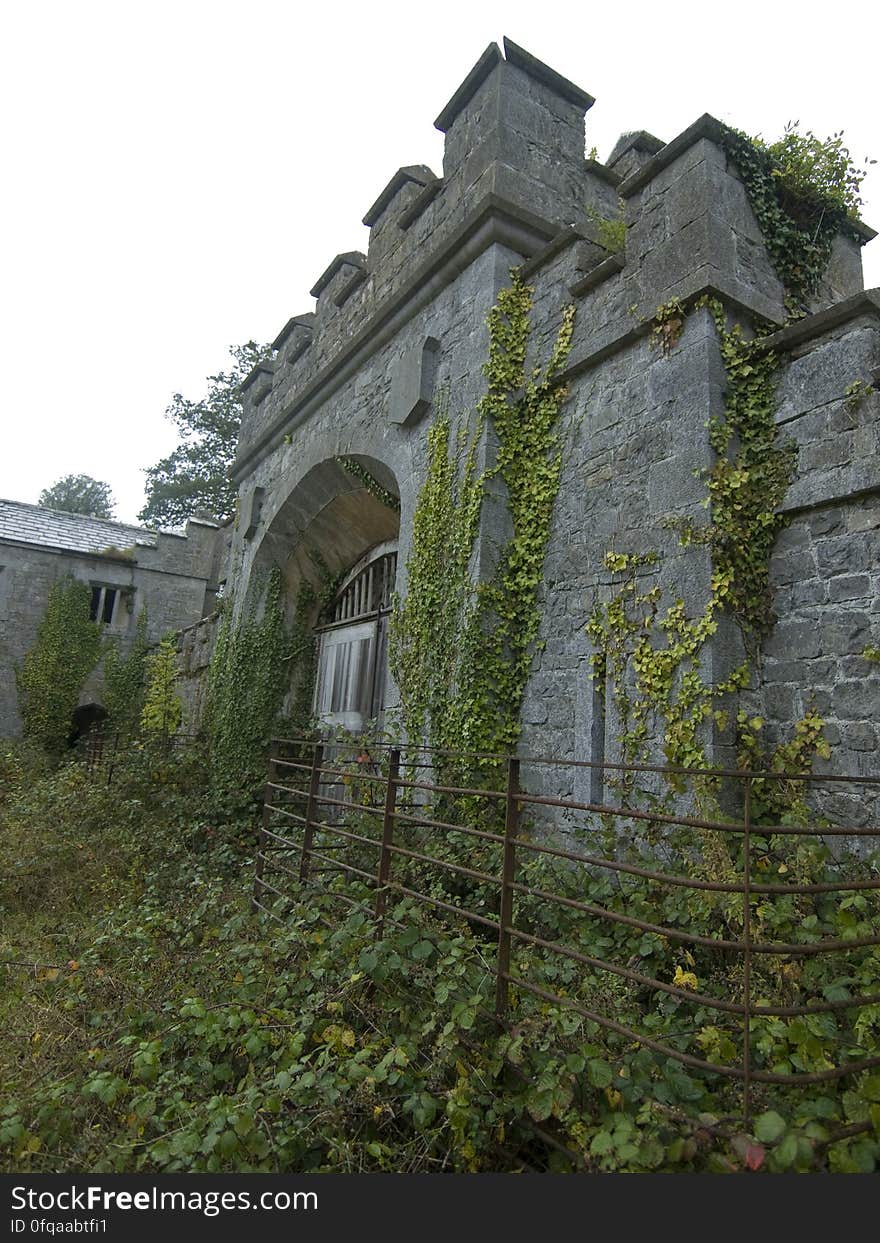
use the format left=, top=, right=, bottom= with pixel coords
left=105, top=731, right=123, bottom=787
left=742, top=774, right=753, bottom=1130
left=252, top=741, right=277, bottom=911
left=299, top=744, right=325, bottom=883
left=495, top=756, right=520, bottom=1019
left=374, top=748, right=401, bottom=925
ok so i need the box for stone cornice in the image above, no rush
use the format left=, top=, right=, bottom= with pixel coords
left=618, top=114, right=724, bottom=198
left=756, top=289, right=880, bottom=354
left=434, top=43, right=503, bottom=133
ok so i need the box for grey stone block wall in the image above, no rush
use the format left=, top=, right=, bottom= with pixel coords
left=763, top=322, right=880, bottom=823
left=177, top=612, right=221, bottom=733
left=0, top=517, right=224, bottom=738
left=216, top=39, right=878, bottom=828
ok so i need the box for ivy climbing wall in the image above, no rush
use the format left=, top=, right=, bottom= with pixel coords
left=218, top=38, right=878, bottom=824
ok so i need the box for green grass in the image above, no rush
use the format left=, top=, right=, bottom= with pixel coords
left=2, top=743, right=878, bottom=1174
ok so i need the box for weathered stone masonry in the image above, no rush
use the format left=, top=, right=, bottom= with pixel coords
left=0, top=500, right=225, bottom=736
left=224, top=38, right=877, bottom=808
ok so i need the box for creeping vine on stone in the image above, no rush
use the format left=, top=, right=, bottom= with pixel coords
left=587, top=122, right=865, bottom=805
left=336, top=457, right=401, bottom=512
left=390, top=273, right=575, bottom=774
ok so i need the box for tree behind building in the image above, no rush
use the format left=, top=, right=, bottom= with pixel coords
left=38, top=474, right=116, bottom=519
left=139, top=341, right=270, bottom=529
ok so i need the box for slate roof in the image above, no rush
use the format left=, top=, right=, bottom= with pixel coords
left=0, top=498, right=158, bottom=556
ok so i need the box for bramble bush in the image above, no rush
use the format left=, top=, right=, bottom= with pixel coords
left=1, top=746, right=879, bottom=1174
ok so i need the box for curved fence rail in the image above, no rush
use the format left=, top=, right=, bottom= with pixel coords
left=254, top=737, right=880, bottom=1129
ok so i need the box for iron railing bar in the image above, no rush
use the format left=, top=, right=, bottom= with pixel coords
left=264, top=806, right=307, bottom=825
left=749, top=1055, right=880, bottom=1086
left=394, top=777, right=507, bottom=801
left=519, top=790, right=880, bottom=836
left=391, top=809, right=507, bottom=845
left=505, top=973, right=745, bottom=1080
left=504, top=974, right=880, bottom=1085
left=306, top=847, right=378, bottom=885
left=510, top=880, right=880, bottom=956
left=266, top=782, right=309, bottom=800
left=271, top=758, right=314, bottom=774
left=376, top=880, right=502, bottom=933
left=310, top=765, right=389, bottom=785
left=261, top=827, right=301, bottom=850
left=503, top=924, right=747, bottom=1015
left=262, top=848, right=880, bottom=1017
left=383, top=842, right=501, bottom=888
left=749, top=877, right=880, bottom=895
left=253, top=875, right=287, bottom=901
left=258, top=853, right=308, bottom=885
left=742, top=822, right=880, bottom=838
left=251, top=897, right=285, bottom=923
left=510, top=881, right=744, bottom=951
left=514, top=790, right=742, bottom=833
left=511, top=836, right=743, bottom=891
left=270, top=737, right=880, bottom=784
left=253, top=747, right=276, bottom=911
left=311, top=793, right=386, bottom=817
left=504, top=833, right=880, bottom=895
left=302, top=819, right=382, bottom=852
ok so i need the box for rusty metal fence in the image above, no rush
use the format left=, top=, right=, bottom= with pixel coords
left=253, top=737, right=880, bottom=1131
left=78, top=730, right=201, bottom=782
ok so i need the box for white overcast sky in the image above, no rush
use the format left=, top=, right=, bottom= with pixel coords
left=2, top=0, right=878, bottom=524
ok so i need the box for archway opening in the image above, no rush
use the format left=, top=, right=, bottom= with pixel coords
left=68, top=702, right=108, bottom=747
left=250, top=456, right=401, bottom=735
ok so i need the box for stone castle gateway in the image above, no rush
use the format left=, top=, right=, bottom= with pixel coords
left=7, top=38, right=874, bottom=805
left=219, top=38, right=879, bottom=809
left=219, top=37, right=878, bottom=812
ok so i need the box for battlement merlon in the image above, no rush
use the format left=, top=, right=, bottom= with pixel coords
left=435, top=37, right=596, bottom=224
left=235, top=40, right=878, bottom=478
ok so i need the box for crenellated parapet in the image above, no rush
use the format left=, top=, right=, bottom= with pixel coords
left=235, top=37, right=619, bottom=477
left=221, top=36, right=879, bottom=808
left=236, top=37, right=876, bottom=489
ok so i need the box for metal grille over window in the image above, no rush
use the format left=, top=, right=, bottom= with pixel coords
left=315, top=546, right=397, bottom=732
left=332, top=551, right=397, bottom=623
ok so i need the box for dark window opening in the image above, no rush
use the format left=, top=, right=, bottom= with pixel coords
left=68, top=702, right=108, bottom=748
left=89, top=585, right=119, bottom=625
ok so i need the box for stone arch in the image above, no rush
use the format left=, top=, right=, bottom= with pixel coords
left=245, top=454, right=403, bottom=732
left=248, top=454, right=401, bottom=614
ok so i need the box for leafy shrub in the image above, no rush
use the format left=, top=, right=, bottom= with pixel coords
left=764, top=123, right=874, bottom=221
left=1, top=748, right=878, bottom=1174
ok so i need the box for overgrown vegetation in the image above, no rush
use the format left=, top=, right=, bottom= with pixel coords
left=720, top=122, right=873, bottom=314
left=204, top=573, right=292, bottom=794
left=391, top=274, right=575, bottom=767
left=585, top=201, right=627, bottom=254
left=16, top=578, right=103, bottom=754
left=1, top=745, right=878, bottom=1174
left=102, top=610, right=150, bottom=736
left=587, top=122, right=871, bottom=803
left=389, top=410, right=483, bottom=754
left=141, top=636, right=183, bottom=739
left=336, top=458, right=401, bottom=512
